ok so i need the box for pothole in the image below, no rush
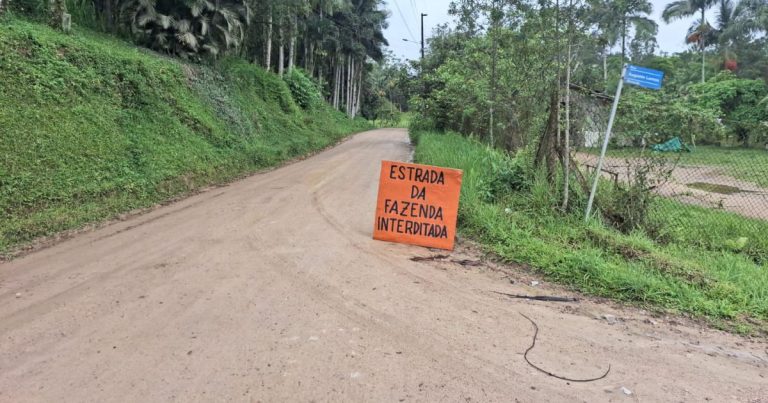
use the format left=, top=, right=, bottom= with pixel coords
left=687, top=182, right=742, bottom=195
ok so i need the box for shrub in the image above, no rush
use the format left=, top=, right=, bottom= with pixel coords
left=599, top=153, right=678, bottom=233
left=283, top=68, right=322, bottom=109
left=221, top=58, right=298, bottom=114
left=616, top=90, right=726, bottom=146
left=688, top=71, right=768, bottom=147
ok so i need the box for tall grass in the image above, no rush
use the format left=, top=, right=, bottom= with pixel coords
left=415, top=131, right=768, bottom=333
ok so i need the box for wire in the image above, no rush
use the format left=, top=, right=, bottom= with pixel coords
left=520, top=313, right=612, bottom=383
left=392, top=0, right=417, bottom=41
left=409, top=0, right=419, bottom=19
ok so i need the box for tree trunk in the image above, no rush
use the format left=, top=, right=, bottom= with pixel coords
left=351, top=67, right=358, bottom=118
left=265, top=11, right=273, bottom=71
left=288, top=15, right=296, bottom=72
left=356, top=61, right=364, bottom=117
left=49, top=0, right=68, bottom=30
left=534, top=88, right=562, bottom=182
left=351, top=62, right=357, bottom=117
left=331, top=63, right=336, bottom=108
left=332, top=60, right=337, bottom=108
left=278, top=26, right=285, bottom=77
left=336, top=57, right=342, bottom=109
left=104, top=0, right=114, bottom=32
left=346, top=56, right=353, bottom=116
left=621, top=17, right=626, bottom=64
left=308, top=43, right=315, bottom=77
left=562, top=0, right=575, bottom=210
left=488, top=0, right=499, bottom=147
left=318, top=65, right=324, bottom=93
left=562, top=38, right=572, bottom=210
left=334, top=58, right=341, bottom=109
left=602, top=47, right=608, bottom=85
left=700, top=8, right=706, bottom=83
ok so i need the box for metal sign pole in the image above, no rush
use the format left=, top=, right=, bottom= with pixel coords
left=585, top=64, right=627, bottom=222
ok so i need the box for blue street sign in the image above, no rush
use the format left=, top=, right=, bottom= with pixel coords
left=624, top=65, right=664, bottom=90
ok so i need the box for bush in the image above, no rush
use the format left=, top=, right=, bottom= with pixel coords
left=222, top=58, right=298, bottom=114
left=616, top=90, right=726, bottom=146
left=482, top=153, right=530, bottom=202
left=8, top=0, right=46, bottom=17
left=688, top=71, right=768, bottom=147
left=408, top=114, right=436, bottom=145
left=283, top=68, right=322, bottom=110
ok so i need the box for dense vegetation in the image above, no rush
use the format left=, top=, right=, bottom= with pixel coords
left=399, top=0, right=768, bottom=333
left=397, top=0, right=768, bottom=151
left=6, top=0, right=392, bottom=119
left=390, top=0, right=768, bottom=230
left=414, top=131, right=768, bottom=333
left=0, top=17, right=369, bottom=255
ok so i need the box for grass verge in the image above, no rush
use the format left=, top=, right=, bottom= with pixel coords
left=414, top=131, right=768, bottom=334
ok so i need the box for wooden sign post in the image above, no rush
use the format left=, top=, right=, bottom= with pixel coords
left=373, top=160, right=463, bottom=250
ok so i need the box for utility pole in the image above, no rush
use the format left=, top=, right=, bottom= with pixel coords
left=421, top=13, right=427, bottom=61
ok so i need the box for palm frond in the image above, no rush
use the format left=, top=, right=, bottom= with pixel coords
left=662, top=0, right=697, bottom=23
left=176, top=31, right=199, bottom=50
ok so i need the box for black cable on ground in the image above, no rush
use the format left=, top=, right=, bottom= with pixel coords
left=520, top=312, right=611, bottom=383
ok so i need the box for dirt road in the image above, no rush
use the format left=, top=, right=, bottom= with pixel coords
left=1, top=129, right=766, bottom=402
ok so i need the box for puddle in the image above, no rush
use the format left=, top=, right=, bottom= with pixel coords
left=687, top=182, right=742, bottom=195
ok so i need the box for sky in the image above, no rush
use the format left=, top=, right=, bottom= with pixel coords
left=382, top=0, right=719, bottom=62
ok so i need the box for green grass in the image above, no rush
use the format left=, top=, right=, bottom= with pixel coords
left=415, top=131, right=768, bottom=334
left=0, top=17, right=370, bottom=256
left=592, top=146, right=768, bottom=187
left=373, top=112, right=414, bottom=129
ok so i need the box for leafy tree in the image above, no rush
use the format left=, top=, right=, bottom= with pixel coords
left=688, top=71, right=768, bottom=146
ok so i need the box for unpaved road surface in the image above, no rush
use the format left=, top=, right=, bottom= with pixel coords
left=1, top=129, right=767, bottom=402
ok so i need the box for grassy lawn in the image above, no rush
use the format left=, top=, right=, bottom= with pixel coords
left=590, top=146, right=768, bottom=188
left=414, top=131, right=768, bottom=334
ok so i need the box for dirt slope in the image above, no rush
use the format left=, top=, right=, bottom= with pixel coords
left=1, top=129, right=766, bottom=402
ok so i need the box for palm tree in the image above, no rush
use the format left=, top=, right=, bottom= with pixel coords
left=118, top=0, right=251, bottom=60
left=588, top=0, right=621, bottom=82
left=723, top=0, right=768, bottom=38
left=618, top=0, right=657, bottom=63
left=707, top=0, right=744, bottom=67
left=662, top=0, right=718, bottom=82
left=589, top=0, right=657, bottom=82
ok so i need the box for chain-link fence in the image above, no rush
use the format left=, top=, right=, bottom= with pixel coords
left=580, top=146, right=768, bottom=220
left=575, top=132, right=768, bottom=262
left=565, top=86, right=768, bottom=264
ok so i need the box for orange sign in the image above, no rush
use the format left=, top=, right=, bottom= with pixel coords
left=373, top=160, right=463, bottom=250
